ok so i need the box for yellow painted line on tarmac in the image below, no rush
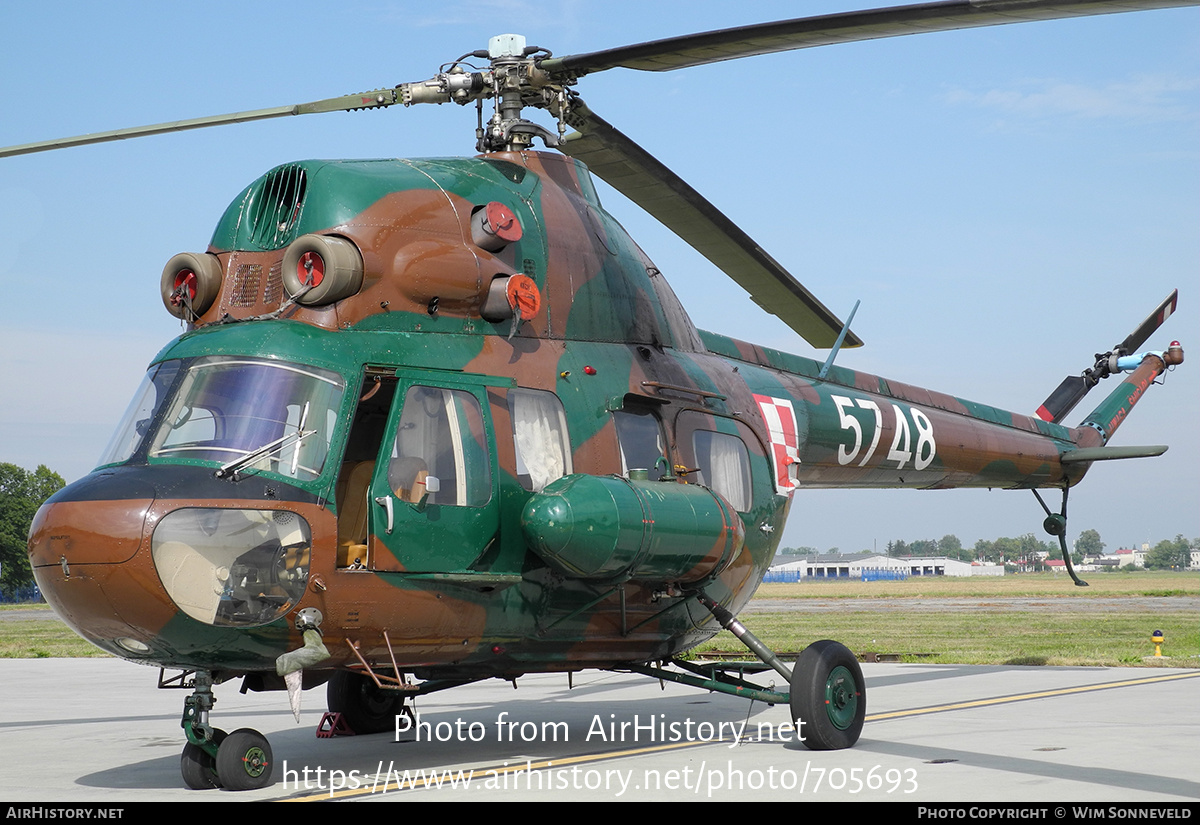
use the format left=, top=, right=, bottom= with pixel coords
left=866, top=670, right=1199, bottom=722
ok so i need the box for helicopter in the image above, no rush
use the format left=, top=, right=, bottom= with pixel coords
left=5, top=0, right=1196, bottom=793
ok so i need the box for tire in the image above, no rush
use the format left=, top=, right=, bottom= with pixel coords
left=790, top=640, right=865, bottom=751
left=215, top=728, right=274, bottom=791
left=180, top=728, right=226, bottom=790
left=326, top=670, right=406, bottom=735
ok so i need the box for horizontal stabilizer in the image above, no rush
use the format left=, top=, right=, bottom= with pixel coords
left=1060, top=445, right=1168, bottom=463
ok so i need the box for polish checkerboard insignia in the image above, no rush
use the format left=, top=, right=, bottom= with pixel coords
left=754, top=394, right=799, bottom=494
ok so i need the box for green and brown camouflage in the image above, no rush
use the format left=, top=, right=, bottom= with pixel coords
left=9, top=0, right=1193, bottom=790
left=28, top=150, right=1183, bottom=681
left=7, top=0, right=1190, bottom=791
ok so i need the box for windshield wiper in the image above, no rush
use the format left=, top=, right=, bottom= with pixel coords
left=215, top=403, right=314, bottom=480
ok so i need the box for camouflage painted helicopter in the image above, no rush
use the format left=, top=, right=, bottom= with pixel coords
left=7, top=0, right=1190, bottom=792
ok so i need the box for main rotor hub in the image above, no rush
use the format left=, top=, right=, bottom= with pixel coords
left=398, top=34, right=574, bottom=153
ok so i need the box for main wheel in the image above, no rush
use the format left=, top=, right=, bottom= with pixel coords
left=215, top=728, right=273, bottom=791
left=180, top=728, right=227, bottom=790
left=790, top=640, right=865, bottom=751
left=327, top=670, right=406, bottom=735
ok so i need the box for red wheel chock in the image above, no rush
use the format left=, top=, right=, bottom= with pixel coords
left=317, top=712, right=355, bottom=738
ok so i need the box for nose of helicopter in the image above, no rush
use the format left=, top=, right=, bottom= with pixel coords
left=29, top=466, right=320, bottom=665
left=27, top=471, right=172, bottom=657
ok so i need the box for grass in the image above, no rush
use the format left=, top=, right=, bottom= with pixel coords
left=0, top=606, right=110, bottom=658
left=689, top=571, right=1200, bottom=666
left=1, top=572, right=1196, bottom=665
left=692, top=608, right=1199, bottom=667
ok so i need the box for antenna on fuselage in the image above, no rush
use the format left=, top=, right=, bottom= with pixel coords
left=818, top=300, right=861, bottom=380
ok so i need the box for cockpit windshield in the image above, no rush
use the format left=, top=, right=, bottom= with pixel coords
left=98, top=356, right=345, bottom=482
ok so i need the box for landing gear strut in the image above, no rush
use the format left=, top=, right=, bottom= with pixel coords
left=694, top=592, right=866, bottom=750
left=180, top=671, right=274, bottom=790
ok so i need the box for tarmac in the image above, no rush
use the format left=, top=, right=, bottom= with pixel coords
left=1, top=657, right=1197, bottom=803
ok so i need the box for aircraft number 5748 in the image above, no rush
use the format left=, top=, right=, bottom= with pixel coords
left=831, top=395, right=936, bottom=471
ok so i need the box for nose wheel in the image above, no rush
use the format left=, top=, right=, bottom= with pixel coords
left=215, top=728, right=274, bottom=790
left=181, top=728, right=227, bottom=790
left=179, top=671, right=275, bottom=790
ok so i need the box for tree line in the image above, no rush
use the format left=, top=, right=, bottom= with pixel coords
left=0, top=463, right=66, bottom=593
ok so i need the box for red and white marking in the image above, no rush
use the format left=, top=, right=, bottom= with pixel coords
left=754, top=394, right=800, bottom=494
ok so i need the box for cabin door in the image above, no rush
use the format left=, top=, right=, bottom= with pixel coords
left=365, top=373, right=500, bottom=573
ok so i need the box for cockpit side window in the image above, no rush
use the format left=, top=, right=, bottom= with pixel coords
left=96, top=360, right=183, bottom=468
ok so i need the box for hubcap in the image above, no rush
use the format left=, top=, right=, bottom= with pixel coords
left=241, top=746, right=269, bottom=778
left=824, top=665, right=859, bottom=730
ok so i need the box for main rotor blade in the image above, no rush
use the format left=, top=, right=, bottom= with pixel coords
left=542, top=0, right=1196, bottom=75
left=561, top=99, right=861, bottom=349
left=0, top=89, right=399, bottom=159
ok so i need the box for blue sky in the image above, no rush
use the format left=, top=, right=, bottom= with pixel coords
left=1, top=1, right=1196, bottom=555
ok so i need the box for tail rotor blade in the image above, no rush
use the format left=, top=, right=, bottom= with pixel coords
left=1117, top=289, right=1178, bottom=355
left=1035, top=375, right=1092, bottom=424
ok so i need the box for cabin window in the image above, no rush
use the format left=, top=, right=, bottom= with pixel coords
left=388, top=386, right=490, bottom=506
left=676, top=411, right=759, bottom=512
left=613, top=407, right=668, bottom=480
left=508, top=389, right=572, bottom=492
left=691, top=430, right=752, bottom=511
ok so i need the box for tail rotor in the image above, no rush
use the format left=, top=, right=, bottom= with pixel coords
left=1035, top=290, right=1179, bottom=425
